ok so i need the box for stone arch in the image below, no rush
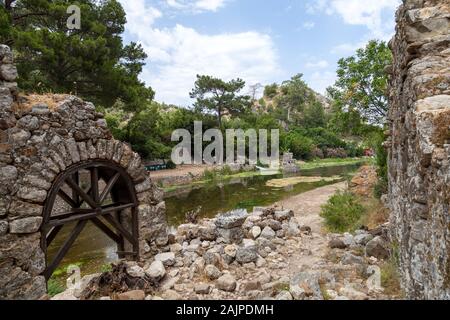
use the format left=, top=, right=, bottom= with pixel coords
left=0, top=45, right=168, bottom=299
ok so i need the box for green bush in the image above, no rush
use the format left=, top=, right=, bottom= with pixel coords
left=320, top=191, right=365, bottom=233
left=283, top=132, right=314, bottom=160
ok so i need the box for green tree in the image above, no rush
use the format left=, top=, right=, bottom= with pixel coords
left=328, top=40, right=392, bottom=127
left=276, top=73, right=315, bottom=123
left=1, top=0, right=153, bottom=111
left=190, top=75, right=251, bottom=128
left=301, top=101, right=326, bottom=129
left=263, top=83, right=278, bottom=99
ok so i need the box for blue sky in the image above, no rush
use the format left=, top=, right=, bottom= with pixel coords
left=119, top=0, right=401, bottom=106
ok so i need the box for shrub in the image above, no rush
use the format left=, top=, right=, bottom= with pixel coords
left=320, top=191, right=365, bottom=233
left=47, top=278, right=65, bottom=297
left=283, top=132, right=314, bottom=160
left=220, top=165, right=233, bottom=176
left=166, top=160, right=176, bottom=170
left=202, top=169, right=217, bottom=180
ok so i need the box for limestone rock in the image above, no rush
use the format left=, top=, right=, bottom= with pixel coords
left=155, top=252, right=176, bottom=267
left=215, top=209, right=247, bottom=229
left=117, top=290, right=146, bottom=301
left=216, top=274, right=237, bottom=292
left=236, top=246, right=258, bottom=264
left=9, top=217, right=42, bottom=234
left=194, top=283, right=211, bottom=295
left=205, top=264, right=222, bottom=280
left=365, top=237, right=390, bottom=260
left=145, top=261, right=166, bottom=282
left=260, top=226, right=276, bottom=239
left=162, top=289, right=182, bottom=300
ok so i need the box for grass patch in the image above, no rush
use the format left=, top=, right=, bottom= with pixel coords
left=320, top=190, right=366, bottom=233
left=359, top=196, right=390, bottom=229
left=47, top=278, right=65, bottom=297
left=300, top=157, right=368, bottom=170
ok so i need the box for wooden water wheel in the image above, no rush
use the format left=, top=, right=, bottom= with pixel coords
left=40, top=160, right=139, bottom=280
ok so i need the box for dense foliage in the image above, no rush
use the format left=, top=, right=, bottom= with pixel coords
left=1, top=0, right=153, bottom=111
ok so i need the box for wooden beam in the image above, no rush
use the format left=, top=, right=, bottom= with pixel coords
left=44, top=220, right=88, bottom=279
left=90, top=217, right=121, bottom=243
left=66, top=177, right=97, bottom=209
left=99, top=173, right=120, bottom=204
left=46, top=203, right=136, bottom=228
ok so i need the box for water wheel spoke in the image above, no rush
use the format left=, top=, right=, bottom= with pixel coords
left=58, top=189, right=78, bottom=208
left=46, top=203, right=135, bottom=228
left=99, top=172, right=120, bottom=204
left=66, top=176, right=97, bottom=209
left=72, top=171, right=80, bottom=205
left=45, top=225, right=63, bottom=247
left=44, top=220, right=88, bottom=280
left=90, top=217, right=121, bottom=243
left=103, top=213, right=137, bottom=246
left=91, top=167, right=99, bottom=203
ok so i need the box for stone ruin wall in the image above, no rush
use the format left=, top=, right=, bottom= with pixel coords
left=0, top=45, right=168, bottom=299
left=387, top=0, right=450, bottom=299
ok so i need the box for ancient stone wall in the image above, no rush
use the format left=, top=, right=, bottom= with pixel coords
left=0, top=45, right=168, bottom=299
left=387, top=0, right=450, bottom=299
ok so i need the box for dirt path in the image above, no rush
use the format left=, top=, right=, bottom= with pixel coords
left=274, top=182, right=347, bottom=277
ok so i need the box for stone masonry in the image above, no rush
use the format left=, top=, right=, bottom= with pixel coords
left=387, top=0, right=450, bottom=299
left=0, top=45, right=168, bottom=299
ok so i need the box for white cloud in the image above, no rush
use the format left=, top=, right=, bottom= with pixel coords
left=302, top=21, right=316, bottom=30
left=307, top=0, right=400, bottom=39
left=305, top=60, right=329, bottom=69
left=330, top=41, right=367, bottom=55
left=166, top=0, right=228, bottom=12
left=120, top=0, right=280, bottom=106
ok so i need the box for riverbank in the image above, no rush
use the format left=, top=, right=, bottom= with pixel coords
left=160, top=157, right=369, bottom=193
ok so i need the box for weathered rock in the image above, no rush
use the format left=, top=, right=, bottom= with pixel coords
left=354, top=233, right=374, bottom=246
left=289, top=272, right=322, bottom=300
left=162, top=290, right=182, bottom=300
left=260, top=226, right=276, bottom=239
left=117, top=290, right=146, bottom=301
left=0, top=220, right=8, bottom=235
left=329, top=238, right=347, bottom=249
left=251, top=226, right=261, bottom=239
left=276, top=291, right=293, bottom=300
left=216, top=274, right=237, bottom=292
left=204, top=264, right=222, bottom=280
left=198, top=223, right=217, bottom=241
left=203, top=249, right=221, bottom=267
left=365, top=237, right=390, bottom=260
left=215, top=209, right=247, bottom=229
left=126, top=264, right=146, bottom=278
left=286, top=221, right=301, bottom=237
left=154, top=252, right=176, bottom=267
left=194, top=283, right=211, bottom=295
left=216, top=227, right=244, bottom=244
left=145, top=261, right=166, bottom=282
left=236, top=246, right=258, bottom=264
left=241, top=280, right=261, bottom=291
left=9, top=217, right=42, bottom=234
left=274, top=210, right=293, bottom=222
left=341, top=252, right=365, bottom=266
